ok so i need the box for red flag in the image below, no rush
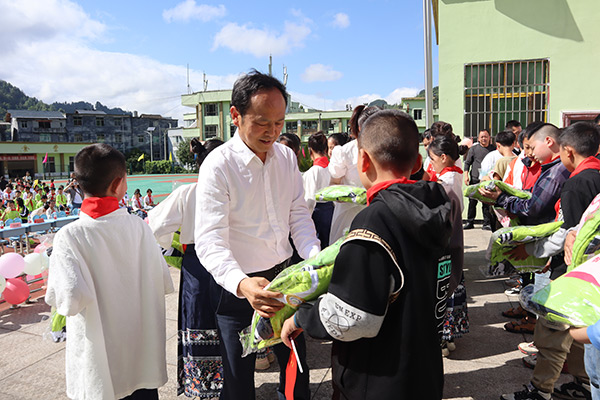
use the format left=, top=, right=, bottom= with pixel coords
left=42, top=153, right=48, bottom=164
left=285, top=348, right=298, bottom=400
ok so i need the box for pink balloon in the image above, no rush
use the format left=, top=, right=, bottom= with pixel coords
left=34, top=244, right=46, bottom=254
left=3, top=278, right=29, bottom=305
left=0, top=253, right=25, bottom=279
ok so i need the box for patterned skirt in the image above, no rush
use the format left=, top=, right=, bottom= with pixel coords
left=442, top=274, right=470, bottom=341
left=178, top=245, right=223, bottom=398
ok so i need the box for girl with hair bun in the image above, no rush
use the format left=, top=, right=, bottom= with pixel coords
left=303, top=131, right=334, bottom=248
left=148, top=137, right=225, bottom=398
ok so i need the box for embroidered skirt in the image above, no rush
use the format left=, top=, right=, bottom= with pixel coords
left=442, top=274, right=470, bottom=341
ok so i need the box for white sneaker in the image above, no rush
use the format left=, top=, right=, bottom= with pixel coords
left=518, top=341, right=538, bottom=356
left=447, top=341, right=456, bottom=351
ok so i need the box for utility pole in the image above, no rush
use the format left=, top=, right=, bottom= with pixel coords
left=423, top=0, right=434, bottom=128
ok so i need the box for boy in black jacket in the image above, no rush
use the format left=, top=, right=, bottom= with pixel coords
left=281, top=110, right=453, bottom=400
left=501, top=121, right=600, bottom=400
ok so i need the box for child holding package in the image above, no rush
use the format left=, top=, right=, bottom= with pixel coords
left=281, top=110, right=453, bottom=399
left=45, top=144, right=174, bottom=400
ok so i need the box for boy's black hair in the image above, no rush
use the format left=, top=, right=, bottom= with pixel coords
left=558, top=122, right=600, bottom=158
left=328, top=132, right=349, bottom=147
left=58, top=185, right=64, bottom=190
left=428, top=135, right=459, bottom=161
left=277, top=133, right=301, bottom=155
left=231, top=69, right=288, bottom=116
left=134, top=188, right=141, bottom=195
left=358, top=110, right=419, bottom=172
left=308, top=131, right=328, bottom=154
left=495, top=130, right=516, bottom=147
left=41, top=194, right=48, bottom=200
left=506, top=120, right=522, bottom=129
left=517, top=131, right=526, bottom=148
left=524, top=122, right=560, bottom=141
left=75, top=144, right=126, bottom=197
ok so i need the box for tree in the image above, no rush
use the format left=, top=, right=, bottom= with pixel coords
left=417, top=86, right=439, bottom=109
left=176, top=137, right=197, bottom=172
left=125, top=148, right=149, bottom=174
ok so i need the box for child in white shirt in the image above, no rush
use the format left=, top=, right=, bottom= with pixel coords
left=45, top=143, right=174, bottom=400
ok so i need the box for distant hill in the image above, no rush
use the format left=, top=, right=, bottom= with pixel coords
left=0, top=80, right=131, bottom=119
left=417, top=86, right=439, bottom=109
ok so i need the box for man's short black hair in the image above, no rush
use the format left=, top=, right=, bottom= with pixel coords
left=506, top=120, right=522, bottom=129
left=231, top=69, right=288, bottom=116
left=558, top=122, right=600, bottom=158
left=525, top=122, right=560, bottom=141
left=358, top=110, right=419, bottom=172
left=75, top=144, right=126, bottom=197
left=495, top=130, right=516, bottom=147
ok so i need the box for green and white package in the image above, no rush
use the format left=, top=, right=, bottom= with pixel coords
left=463, top=180, right=532, bottom=205
left=570, top=194, right=600, bottom=270
left=315, top=185, right=367, bottom=205
left=528, top=254, right=600, bottom=327
left=490, top=221, right=563, bottom=272
left=239, top=237, right=345, bottom=356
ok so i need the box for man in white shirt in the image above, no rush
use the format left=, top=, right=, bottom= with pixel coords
left=195, top=71, right=320, bottom=400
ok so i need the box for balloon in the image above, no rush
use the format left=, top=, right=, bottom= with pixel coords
left=23, top=253, right=43, bottom=276
left=40, top=252, right=50, bottom=271
left=0, top=275, right=5, bottom=294
left=0, top=253, right=25, bottom=279
left=33, top=244, right=47, bottom=254
left=3, top=278, right=29, bottom=305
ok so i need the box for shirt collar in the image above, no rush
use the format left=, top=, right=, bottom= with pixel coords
left=366, top=177, right=416, bottom=205
left=81, top=196, right=120, bottom=219
left=231, top=134, right=275, bottom=166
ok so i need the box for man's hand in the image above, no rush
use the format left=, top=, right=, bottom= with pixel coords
left=237, top=277, right=284, bottom=318
left=564, top=230, right=577, bottom=266
left=505, top=244, right=529, bottom=261
left=478, top=186, right=502, bottom=201
left=464, top=175, right=470, bottom=186
left=281, top=316, right=303, bottom=349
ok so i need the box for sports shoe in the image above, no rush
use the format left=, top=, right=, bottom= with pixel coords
left=518, top=342, right=538, bottom=356
left=463, top=222, right=475, bottom=230
left=522, top=354, right=537, bottom=369
left=266, top=348, right=275, bottom=363
left=481, top=262, right=511, bottom=278
left=505, top=285, right=522, bottom=296
left=482, top=224, right=493, bottom=231
left=505, top=276, right=523, bottom=288
left=501, top=383, right=551, bottom=399
left=441, top=340, right=450, bottom=357
left=553, top=380, right=592, bottom=399
left=447, top=341, right=456, bottom=351
left=255, top=352, right=270, bottom=370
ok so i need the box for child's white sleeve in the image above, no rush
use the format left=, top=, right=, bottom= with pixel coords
left=45, top=235, right=94, bottom=316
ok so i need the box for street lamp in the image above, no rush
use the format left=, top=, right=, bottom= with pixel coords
left=147, top=127, right=155, bottom=162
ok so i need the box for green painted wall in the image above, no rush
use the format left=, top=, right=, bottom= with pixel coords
left=438, top=0, right=600, bottom=137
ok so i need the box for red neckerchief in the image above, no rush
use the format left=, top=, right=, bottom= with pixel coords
left=147, top=194, right=153, bottom=203
left=570, top=156, right=600, bottom=178
left=134, top=196, right=143, bottom=209
left=426, top=162, right=438, bottom=182
left=367, top=177, right=416, bottom=205
left=313, top=157, right=329, bottom=168
left=554, top=157, right=600, bottom=220
left=81, top=197, right=119, bottom=219
left=438, top=165, right=463, bottom=177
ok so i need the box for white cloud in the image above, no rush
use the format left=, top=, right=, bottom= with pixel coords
left=162, top=1, right=226, bottom=23
left=301, top=64, right=343, bottom=82
left=0, top=0, right=238, bottom=122
left=332, top=13, right=350, bottom=29
left=212, top=21, right=311, bottom=57
left=289, top=87, right=419, bottom=111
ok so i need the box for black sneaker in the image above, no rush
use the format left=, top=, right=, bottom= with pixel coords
left=553, top=380, right=591, bottom=399
left=463, top=222, right=475, bottom=230
left=501, top=384, right=551, bottom=400
left=482, top=224, right=492, bottom=231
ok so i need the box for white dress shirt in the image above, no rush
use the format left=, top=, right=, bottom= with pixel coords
left=195, top=135, right=320, bottom=297
left=148, top=183, right=196, bottom=248
left=302, top=164, right=332, bottom=212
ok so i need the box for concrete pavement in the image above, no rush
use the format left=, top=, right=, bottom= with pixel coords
left=0, top=227, right=571, bottom=399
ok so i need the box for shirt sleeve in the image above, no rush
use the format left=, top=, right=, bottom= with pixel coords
left=464, top=147, right=474, bottom=171
left=296, top=239, right=397, bottom=342
left=302, top=167, right=318, bottom=213
left=526, top=228, right=568, bottom=258
left=328, top=145, right=347, bottom=180
left=195, top=161, right=248, bottom=298
left=45, top=232, right=94, bottom=316
left=148, top=187, right=184, bottom=249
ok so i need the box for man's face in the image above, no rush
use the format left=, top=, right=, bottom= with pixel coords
left=478, top=131, right=491, bottom=147
left=511, top=126, right=522, bottom=135
left=231, top=88, right=286, bottom=162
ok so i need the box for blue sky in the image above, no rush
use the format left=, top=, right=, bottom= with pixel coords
left=0, top=0, right=438, bottom=120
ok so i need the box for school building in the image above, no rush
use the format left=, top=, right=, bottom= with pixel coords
left=434, top=0, right=600, bottom=138
left=180, top=89, right=353, bottom=142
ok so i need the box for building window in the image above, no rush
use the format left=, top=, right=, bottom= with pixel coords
left=204, top=124, right=218, bottom=139
left=413, top=109, right=423, bottom=120
left=204, top=103, right=218, bottom=116
left=38, top=121, right=51, bottom=129
left=73, top=116, right=82, bottom=126
left=40, top=134, right=51, bottom=142
left=20, top=121, right=28, bottom=128
left=301, top=120, right=318, bottom=134
left=114, top=117, right=122, bottom=128
left=115, top=133, right=122, bottom=143
left=286, top=121, right=297, bottom=134
left=74, top=134, right=82, bottom=142
left=47, top=157, right=56, bottom=173
left=97, top=133, right=105, bottom=142
left=464, top=59, right=549, bottom=137
left=96, top=117, right=104, bottom=126
left=138, top=135, right=145, bottom=143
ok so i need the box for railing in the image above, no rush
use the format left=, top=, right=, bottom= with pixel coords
left=33, top=127, right=67, bottom=133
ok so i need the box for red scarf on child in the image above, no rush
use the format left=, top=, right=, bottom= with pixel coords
left=81, top=197, right=120, bottom=219
left=367, top=177, right=416, bottom=205
left=313, top=157, right=329, bottom=168
left=438, top=165, right=463, bottom=177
